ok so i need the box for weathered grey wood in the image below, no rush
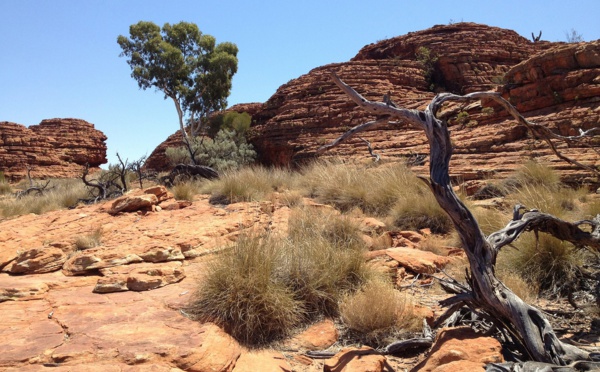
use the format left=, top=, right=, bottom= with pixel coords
left=322, top=73, right=593, bottom=365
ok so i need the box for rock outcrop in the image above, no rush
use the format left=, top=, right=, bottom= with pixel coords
left=147, top=23, right=599, bottom=186
left=0, top=118, right=107, bottom=181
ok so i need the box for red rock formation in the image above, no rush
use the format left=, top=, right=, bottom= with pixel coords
left=147, top=23, right=599, bottom=185
left=0, top=118, right=107, bottom=181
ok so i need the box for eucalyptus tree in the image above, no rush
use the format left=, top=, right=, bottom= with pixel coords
left=118, top=21, right=238, bottom=164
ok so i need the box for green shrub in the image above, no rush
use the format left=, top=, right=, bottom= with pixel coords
left=166, top=129, right=256, bottom=171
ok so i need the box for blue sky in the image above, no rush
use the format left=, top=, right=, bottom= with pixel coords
left=1, top=0, right=599, bottom=166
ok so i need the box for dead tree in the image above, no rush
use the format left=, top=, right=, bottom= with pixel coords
left=79, top=163, right=126, bottom=204
left=16, top=166, right=52, bottom=199
left=319, top=73, right=600, bottom=365
left=160, top=164, right=219, bottom=186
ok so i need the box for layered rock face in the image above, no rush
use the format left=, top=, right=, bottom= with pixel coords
left=247, top=23, right=599, bottom=184
left=147, top=23, right=599, bottom=185
left=0, top=118, right=107, bottom=181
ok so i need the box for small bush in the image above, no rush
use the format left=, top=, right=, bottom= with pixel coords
left=301, top=160, right=424, bottom=216
left=389, top=192, right=452, bottom=234
left=497, top=269, right=538, bottom=303
left=171, top=181, right=202, bottom=201
left=74, top=227, right=103, bottom=250
left=497, top=233, right=586, bottom=294
left=0, top=182, right=12, bottom=195
left=340, top=278, right=414, bottom=334
left=512, top=160, right=561, bottom=191
left=283, top=207, right=370, bottom=315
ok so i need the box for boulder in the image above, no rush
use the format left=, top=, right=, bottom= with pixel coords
left=109, top=194, right=159, bottom=214
left=385, top=247, right=451, bottom=274
left=94, top=261, right=185, bottom=293
left=324, top=346, right=390, bottom=372
left=412, top=327, right=503, bottom=371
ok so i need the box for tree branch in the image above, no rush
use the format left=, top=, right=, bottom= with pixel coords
left=488, top=205, right=600, bottom=253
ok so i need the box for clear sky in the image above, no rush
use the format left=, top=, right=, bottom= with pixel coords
left=1, top=0, right=599, bottom=166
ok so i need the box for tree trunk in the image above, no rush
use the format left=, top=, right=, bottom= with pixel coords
left=323, top=73, right=594, bottom=365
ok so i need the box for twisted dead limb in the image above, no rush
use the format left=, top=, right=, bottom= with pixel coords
left=320, top=73, right=596, bottom=365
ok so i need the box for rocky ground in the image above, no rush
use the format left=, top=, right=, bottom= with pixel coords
left=2, top=186, right=599, bottom=371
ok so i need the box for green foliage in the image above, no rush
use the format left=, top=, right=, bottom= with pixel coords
left=165, top=129, right=256, bottom=171
left=117, top=21, right=238, bottom=140
left=187, top=208, right=372, bottom=345
left=415, top=46, right=439, bottom=91
left=207, top=112, right=251, bottom=138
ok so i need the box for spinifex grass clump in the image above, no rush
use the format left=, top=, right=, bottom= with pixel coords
left=340, top=278, right=420, bottom=338
left=187, top=207, right=373, bottom=345
left=300, top=160, right=452, bottom=233
left=200, top=166, right=297, bottom=204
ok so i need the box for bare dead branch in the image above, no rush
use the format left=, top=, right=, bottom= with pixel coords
left=488, top=205, right=600, bottom=253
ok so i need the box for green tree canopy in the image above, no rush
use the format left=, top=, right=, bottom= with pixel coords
left=117, top=21, right=238, bottom=162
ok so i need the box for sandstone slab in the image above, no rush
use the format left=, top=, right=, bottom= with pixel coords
left=412, top=327, right=503, bottom=372
left=94, top=261, right=185, bottom=293
left=324, top=346, right=390, bottom=372
left=385, top=247, right=451, bottom=274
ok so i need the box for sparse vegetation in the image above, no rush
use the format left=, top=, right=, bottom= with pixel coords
left=0, top=172, right=11, bottom=195
left=415, top=46, right=439, bottom=91
left=565, top=28, right=583, bottom=43
left=0, top=178, right=88, bottom=218
left=498, top=234, right=587, bottom=295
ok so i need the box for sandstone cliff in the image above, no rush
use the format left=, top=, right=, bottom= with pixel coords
left=147, top=23, right=599, bottom=185
left=0, top=118, right=107, bottom=181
